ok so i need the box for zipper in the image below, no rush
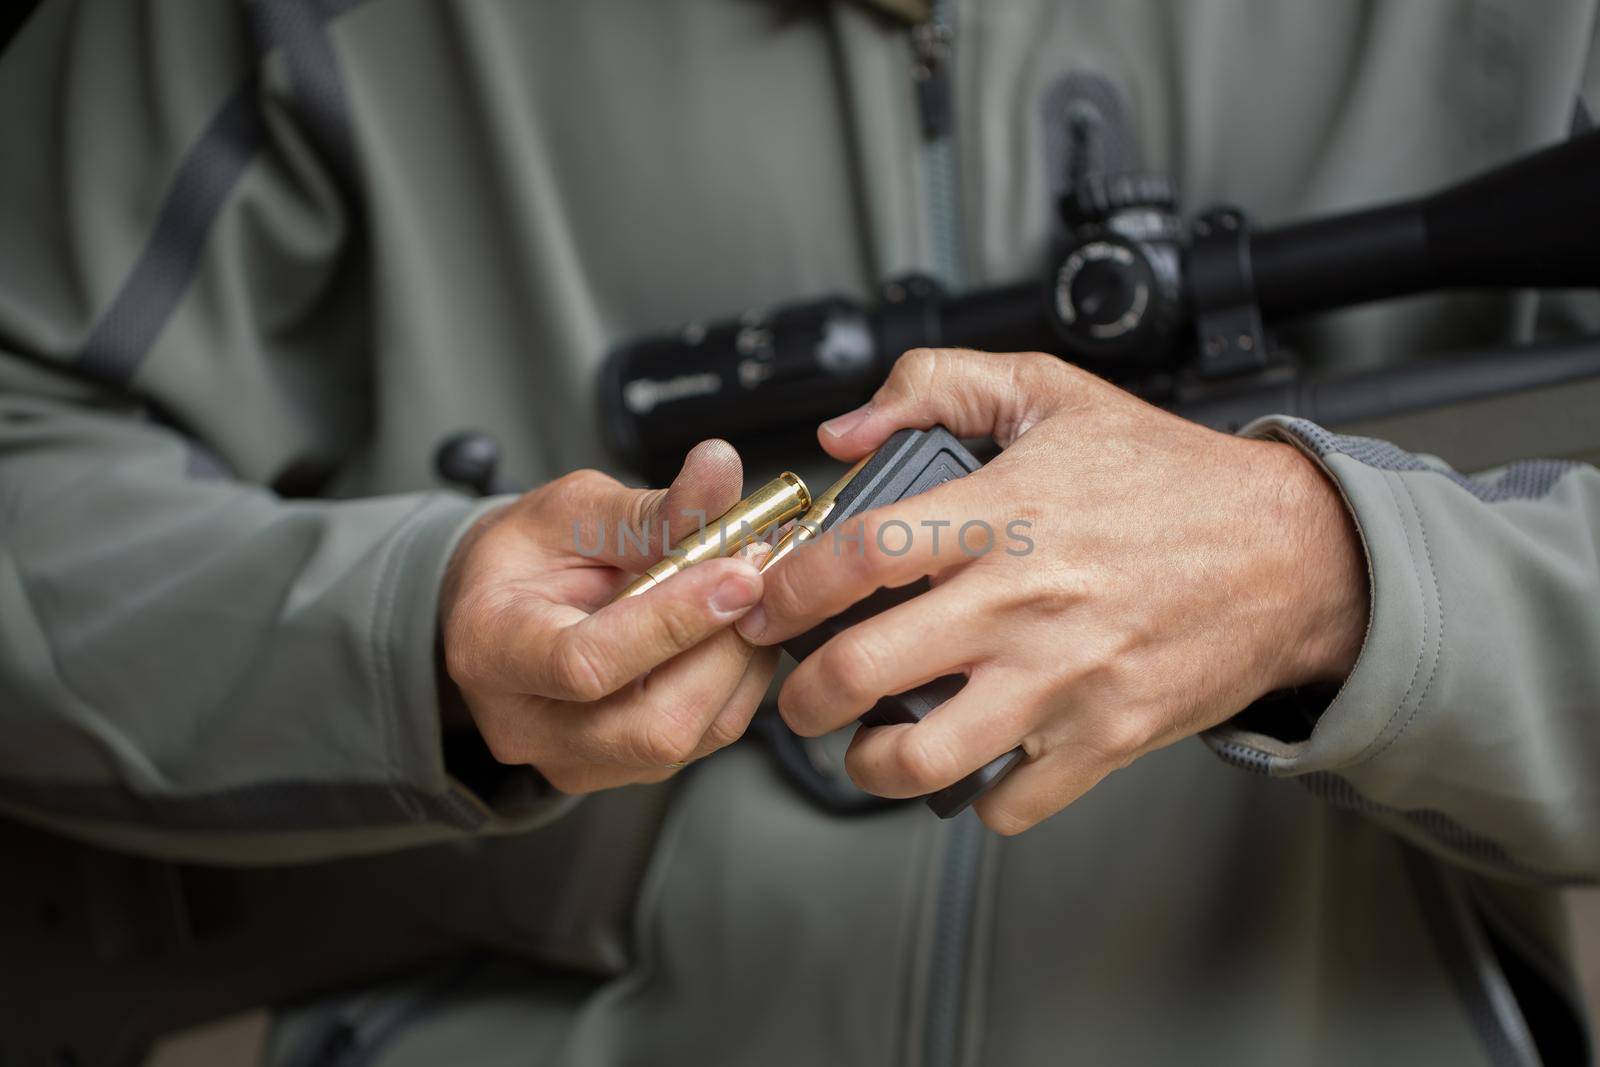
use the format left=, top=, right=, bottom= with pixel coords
left=909, top=10, right=982, bottom=1063
left=912, top=0, right=964, bottom=290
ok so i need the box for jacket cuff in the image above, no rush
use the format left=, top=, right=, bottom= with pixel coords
left=379, top=494, right=575, bottom=830
left=1203, top=416, right=1437, bottom=778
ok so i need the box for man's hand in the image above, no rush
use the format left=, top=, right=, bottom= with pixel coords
left=738, top=349, right=1368, bottom=834
left=440, top=440, right=777, bottom=794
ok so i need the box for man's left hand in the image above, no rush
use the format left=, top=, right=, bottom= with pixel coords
left=737, top=348, right=1368, bottom=834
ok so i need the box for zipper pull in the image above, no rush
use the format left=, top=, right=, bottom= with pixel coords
left=911, top=18, right=952, bottom=140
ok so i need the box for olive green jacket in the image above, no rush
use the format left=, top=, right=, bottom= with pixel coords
left=1, top=1, right=1598, bottom=1065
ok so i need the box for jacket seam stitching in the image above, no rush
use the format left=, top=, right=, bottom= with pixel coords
left=390, top=507, right=439, bottom=822
left=365, top=506, right=401, bottom=806
left=1370, top=476, right=1443, bottom=762
left=1350, top=470, right=1431, bottom=766
left=370, top=503, right=425, bottom=820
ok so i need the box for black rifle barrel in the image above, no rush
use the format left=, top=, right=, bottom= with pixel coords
left=1251, top=130, right=1600, bottom=319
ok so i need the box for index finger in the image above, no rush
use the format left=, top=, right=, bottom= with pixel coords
left=483, top=557, right=764, bottom=700
left=816, top=348, right=1075, bottom=460
left=737, top=476, right=986, bottom=646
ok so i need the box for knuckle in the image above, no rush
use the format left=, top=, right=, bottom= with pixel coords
left=547, top=468, right=617, bottom=510
left=635, top=714, right=700, bottom=767
left=549, top=635, right=613, bottom=702
left=881, top=347, right=941, bottom=408
left=625, top=488, right=665, bottom=542
left=1018, top=350, right=1060, bottom=378
left=1014, top=352, right=1080, bottom=414
left=763, top=557, right=805, bottom=617
left=1016, top=354, right=1057, bottom=395
left=562, top=467, right=616, bottom=493
left=478, top=724, right=525, bottom=767
left=442, top=616, right=505, bottom=691
left=656, top=600, right=706, bottom=654
left=1095, top=711, right=1157, bottom=767
left=698, top=715, right=744, bottom=754
left=538, top=764, right=589, bottom=795
left=440, top=591, right=492, bottom=676
left=821, top=633, right=891, bottom=703
left=774, top=555, right=831, bottom=623
left=898, top=346, right=940, bottom=376
left=852, top=517, right=899, bottom=580
left=905, top=349, right=942, bottom=399
left=441, top=637, right=485, bottom=690
left=981, top=805, right=1036, bottom=837
left=582, top=717, right=635, bottom=766
left=895, top=731, right=961, bottom=790
left=777, top=685, right=822, bottom=736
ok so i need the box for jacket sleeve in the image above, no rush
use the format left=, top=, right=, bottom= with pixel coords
left=0, top=2, right=566, bottom=864
left=1203, top=417, right=1600, bottom=886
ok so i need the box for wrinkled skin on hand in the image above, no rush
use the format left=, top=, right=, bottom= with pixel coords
left=739, top=348, right=1368, bottom=835
left=439, top=440, right=778, bottom=794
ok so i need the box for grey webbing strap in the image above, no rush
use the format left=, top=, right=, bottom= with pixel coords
left=76, top=0, right=368, bottom=387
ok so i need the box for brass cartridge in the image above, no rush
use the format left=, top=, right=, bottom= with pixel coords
left=613, top=472, right=811, bottom=600
left=759, top=455, right=871, bottom=573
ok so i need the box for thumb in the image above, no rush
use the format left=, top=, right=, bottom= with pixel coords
left=576, top=438, right=745, bottom=568
left=816, top=348, right=1074, bottom=458
left=648, top=437, right=746, bottom=550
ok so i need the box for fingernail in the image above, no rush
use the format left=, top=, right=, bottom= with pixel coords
left=710, top=574, right=760, bottom=616
left=820, top=405, right=870, bottom=439
left=736, top=604, right=767, bottom=641
left=738, top=541, right=772, bottom=563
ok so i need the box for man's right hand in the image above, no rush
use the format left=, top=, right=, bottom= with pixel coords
left=438, top=440, right=777, bottom=794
